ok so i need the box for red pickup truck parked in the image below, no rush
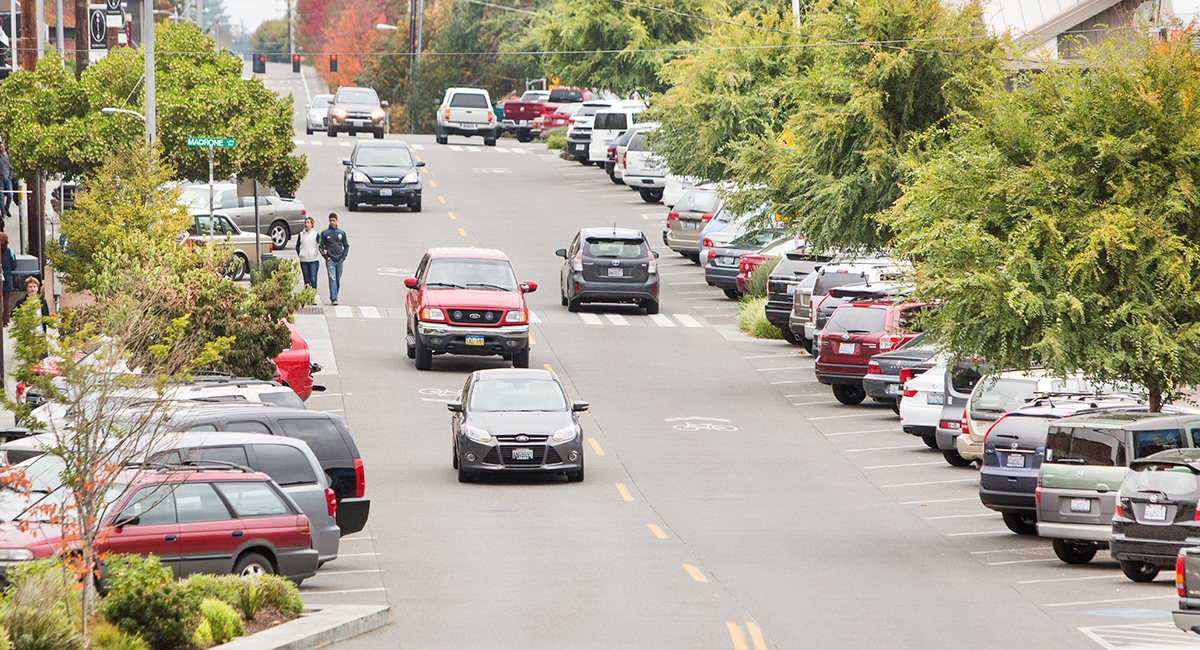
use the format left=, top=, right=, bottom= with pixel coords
left=404, top=248, right=537, bottom=371
left=502, top=87, right=590, bottom=141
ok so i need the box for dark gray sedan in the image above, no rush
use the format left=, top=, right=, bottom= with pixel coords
left=448, top=369, right=588, bottom=483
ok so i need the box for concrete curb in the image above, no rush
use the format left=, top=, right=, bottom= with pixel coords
left=214, top=605, right=391, bottom=650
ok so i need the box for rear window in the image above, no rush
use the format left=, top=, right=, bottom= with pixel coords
left=258, top=390, right=306, bottom=410
left=279, top=418, right=352, bottom=459
left=951, top=365, right=983, bottom=394
left=988, top=415, right=1053, bottom=444
left=594, top=113, right=628, bottom=130
left=214, top=482, right=292, bottom=518
left=449, top=93, right=489, bottom=108
left=675, top=191, right=719, bottom=213
left=972, top=378, right=1037, bottom=413
left=584, top=238, right=646, bottom=259
left=813, top=271, right=869, bottom=296
left=628, top=133, right=647, bottom=151
left=824, top=306, right=887, bottom=335
left=520, top=91, right=548, bottom=102
left=576, top=105, right=605, bottom=117
left=1122, top=465, right=1200, bottom=496
left=729, top=230, right=781, bottom=248
left=253, top=444, right=318, bottom=486
left=1046, top=427, right=1123, bottom=466
left=549, top=88, right=584, bottom=103
left=1134, top=429, right=1185, bottom=458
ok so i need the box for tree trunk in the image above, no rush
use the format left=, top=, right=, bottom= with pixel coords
left=1149, top=386, right=1163, bottom=413
left=74, top=0, right=88, bottom=80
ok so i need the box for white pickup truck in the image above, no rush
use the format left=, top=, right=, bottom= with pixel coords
left=435, top=87, right=498, bottom=146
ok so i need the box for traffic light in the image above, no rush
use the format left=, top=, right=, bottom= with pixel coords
left=329, top=54, right=338, bottom=73
left=252, top=53, right=265, bottom=74
left=292, top=54, right=300, bottom=73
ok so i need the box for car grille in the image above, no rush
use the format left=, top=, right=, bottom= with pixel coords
left=446, top=309, right=503, bottom=325
left=546, top=446, right=562, bottom=464
left=482, top=448, right=501, bottom=464
left=346, top=111, right=373, bottom=120
left=496, top=434, right=549, bottom=443
left=501, top=445, right=546, bottom=467
left=370, top=176, right=403, bottom=184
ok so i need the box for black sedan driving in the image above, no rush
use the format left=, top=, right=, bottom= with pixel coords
left=448, top=369, right=588, bottom=483
left=556, top=227, right=660, bottom=314
left=342, top=141, right=424, bottom=212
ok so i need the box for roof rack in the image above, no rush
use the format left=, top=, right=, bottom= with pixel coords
left=155, top=459, right=254, bottom=474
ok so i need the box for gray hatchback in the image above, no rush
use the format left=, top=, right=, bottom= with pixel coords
left=448, top=369, right=588, bottom=483
left=556, top=228, right=660, bottom=314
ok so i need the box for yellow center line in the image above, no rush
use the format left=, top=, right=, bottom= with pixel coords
left=448, top=211, right=456, bottom=219
left=646, top=523, right=667, bottom=539
left=745, top=622, right=767, bottom=650
left=727, top=623, right=749, bottom=650
left=587, top=438, right=605, bottom=456
left=683, top=564, right=708, bottom=582
left=529, top=334, right=536, bottom=345
left=543, top=363, right=553, bottom=372
left=429, top=180, right=437, bottom=187
left=458, top=228, right=466, bottom=236
left=615, top=482, right=633, bottom=501
left=438, top=196, right=446, bottom=204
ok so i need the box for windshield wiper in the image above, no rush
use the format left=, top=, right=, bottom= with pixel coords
left=425, top=282, right=466, bottom=289
left=466, top=283, right=512, bottom=291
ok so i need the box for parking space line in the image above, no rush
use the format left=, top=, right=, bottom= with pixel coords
left=605, top=313, right=629, bottom=326
left=809, top=413, right=886, bottom=421
left=907, top=497, right=978, bottom=505
left=318, top=569, right=384, bottom=575
left=340, top=141, right=352, bottom=147
left=495, top=147, right=509, bottom=153
left=447, top=211, right=454, bottom=218
left=428, top=180, right=436, bottom=186
left=360, top=306, right=380, bottom=318
left=683, top=564, right=708, bottom=582
left=303, top=588, right=390, bottom=595
left=943, top=530, right=1010, bottom=537
left=649, top=314, right=675, bottom=327
left=771, top=380, right=819, bottom=385
left=824, top=428, right=902, bottom=437
left=647, top=523, right=667, bottom=539
left=467, top=146, right=481, bottom=152
left=968, top=546, right=1046, bottom=554
left=410, top=144, right=425, bottom=150
left=543, top=363, right=553, bottom=372
left=673, top=314, right=702, bottom=327
left=985, top=558, right=1059, bottom=565
left=511, top=148, right=527, bottom=154
left=727, top=623, right=749, bottom=650
left=335, top=552, right=381, bottom=557
left=882, top=478, right=979, bottom=488
left=746, top=623, right=768, bottom=650
left=789, top=400, right=837, bottom=405
left=449, top=145, right=463, bottom=151
left=587, top=438, right=605, bottom=455
left=1017, top=574, right=1117, bottom=584
left=865, top=461, right=947, bottom=470
left=309, top=140, right=322, bottom=146
left=580, top=313, right=604, bottom=326
left=334, top=306, right=353, bottom=318
left=1045, top=595, right=1175, bottom=608
left=924, top=513, right=996, bottom=519
left=744, top=354, right=797, bottom=359
left=615, top=483, right=634, bottom=501
left=847, top=444, right=927, bottom=452
left=757, top=366, right=810, bottom=371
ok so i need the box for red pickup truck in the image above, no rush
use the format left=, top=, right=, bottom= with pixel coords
left=404, top=248, right=537, bottom=371
left=502, top=87, right=590, bottom=141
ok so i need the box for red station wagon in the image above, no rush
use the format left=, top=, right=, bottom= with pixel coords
left=814, top=300, right=932, bottom=405
left=405, top=248, right=537, bottom=371
left=0, top=467, right=319, bottom=582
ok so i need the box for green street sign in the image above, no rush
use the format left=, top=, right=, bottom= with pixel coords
left=186, top=137, right=236, bottom=148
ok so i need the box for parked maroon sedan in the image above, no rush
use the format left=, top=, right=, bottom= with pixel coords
left=0, top=467, right=318, bottom=582
left=814, top=300, right=932, bottom=405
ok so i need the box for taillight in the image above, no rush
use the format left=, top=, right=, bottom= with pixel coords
left=487, top=113, right=494, bottom=122
left=667, top=211, right=679, bottom=222
left=707, top=250, right=716, bottom=260
left=961, top=407, right=969, bottom=432
left=623, top=153, right=628, bottom=169
left=297, top=515, right=311, bottom=534
left=573, top=251, right=584, bottom=272
left=301, top=209, right=306, bottom=216
left=444, top=110, right=450, bottom=120
left=939, top=419, right=961, bottom=431
left=14, top=383, right=28, bottom=401
left=325, top=488, right=337, bottom=517
left=867, top=361, right=881, bottom=374
left=701, top=212, right=714, bottom=222
left=899, top=368, right=916, bottom=398
left=1115, top=503, right=1124, bottom=518
left=1035, top=485, right=1041, bottom=504
left=878, top=334, right=900, bottom=351
left=1178, top=553, right=1187, bottom=597
left=702, top=237, right=713, bottom=248
left=354, top=458, right=365, bottom=498
left=647, top=257, right=656, bottom=274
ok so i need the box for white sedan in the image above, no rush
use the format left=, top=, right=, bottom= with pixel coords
left=898, top=361, right=947, bottom=450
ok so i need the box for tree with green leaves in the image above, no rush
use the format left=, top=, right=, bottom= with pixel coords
left=251, top=19, right=290, bottom=63
left=885, top=31, right=1200, bottom=411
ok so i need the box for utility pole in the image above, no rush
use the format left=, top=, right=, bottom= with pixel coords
left=286, top=0, right=293, bottom=60
left=408, top=0, right=417, bottom=134
left=55, top=0, right=64, bottom=61
left=8, top=0, right=17, bottom=72
left=74, top=0, right=88, bottom=79
left=415, top=0, right=424, bottom=133
left=144, top=0, right=154, bottom=143
left=19, top=0, right=43, bottom=265
left=34, top=0, right=43, bottom=60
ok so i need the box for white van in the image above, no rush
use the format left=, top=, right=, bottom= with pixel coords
left=435, top=87, right=498, bottom=146
left=588, top=102, right=647, bottom=164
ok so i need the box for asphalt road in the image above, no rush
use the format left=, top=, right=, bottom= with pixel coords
left=257, top=62, right=1200, bottom=650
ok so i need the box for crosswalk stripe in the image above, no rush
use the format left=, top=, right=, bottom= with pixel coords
left=528, top=311, right=542, bottom=324
left=410, top=144, right=425, bottom=150
left=649, top=314, right=675, bottom=327
left=604, top=314, right=629, bottom=326
left=334, top=306, right=353, bottom=318
left=511, top=148, right=527, bottom=154
left=292, top=138, right=304, bottom=146
left=579, top=313, right=603, bottom=326
left=674, top=314, right=702, bottom=328
left=360, top=306, right=380, bottom=318
left=449, top=145, right=463, bottom=152
left=466, top=146, right=481, bottom=152
left=340, top=142, right=352, bottom=147
left=310, top=140, right=323, bottom=146
left=494, top=147, right=510, bottom=153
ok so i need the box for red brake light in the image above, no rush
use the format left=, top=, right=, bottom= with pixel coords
left=867, top=361, right=881, bottom=374
left=702, top=237, right=713, bottom=248
left=325, top=488, right=337, bottom=517
left=961, top=407, right=969, bottom=431
left=899, top=368, right=916, bottom=398
left=15, top=383, right=28, bottom=401
left=354, top=458, right=365, bottom=498
left=701, top=212, right=714, bottom=223
left=1115, top=503, right=1124, bottom=518
left=1035, top=485, right=1041, bottom=504
left=939, top=419, right=961, bottom=431
left=878, top=334, right=900, bottom=351
left=1179, top=553, right=1187, bottom=597
left=707, top=250, right=716, bottom=260
left=668, top=211, right=679, bottom=222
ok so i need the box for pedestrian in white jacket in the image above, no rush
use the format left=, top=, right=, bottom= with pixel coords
left=295, top=217, right=321, bottom=291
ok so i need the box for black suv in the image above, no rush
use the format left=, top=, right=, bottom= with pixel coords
left=556, top=228, right=660, bottom=314
left=765, top=250, right=831, bottom=347
left=343, top=141, right=425, bottom=213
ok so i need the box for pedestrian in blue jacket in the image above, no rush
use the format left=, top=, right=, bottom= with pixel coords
left=317, top=213, right=349, bottom=305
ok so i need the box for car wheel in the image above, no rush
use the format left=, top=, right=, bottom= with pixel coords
left=512, top=347, right=530, bottom=368
left=306, top=127, right=312, bottom=135
left=452, top=443, right=459, bottom=469
left=1002, top=512, right=1037, bottom=536
left=343, top=192, right=349, bottom=208
left=348, top=196, right=359, bottom=212
left=566, top=463, right=584, bottom=482
left=234, top=552, right=275, bottom=577
left=831, top=383, right=866, bottom=405
left=610, top=171, right=623, bottom=185
left=1120, top=559, right=1159, bottom=582
left=229, top=253, right=250, bottom=282
left=516, top=131, right=531, bottom=143
left=891, top=401, right=900, bottom=415
left=1052, top=538, right=1097, bottom=564
left=723, top=288, right=741, bottom=300
left=942, top=448, right=973, bottom=467
left=643, top=299, right=659, bottom=315
left=327, top=127, right=337, bottom=138
left=269, top=221, right=290, bottom=250
left=406, top=326, right=416, bottom=359
left=801, top=337, right=813, bottom=354
left=561, top=293, right=569, bottom=307
left=567, top=298, right=582, bottom=313
left=484, top=136, right=497, bottom=147
left=436, top=126, right=448, bottom=145
left=410, top=197, right=422, bottom=212
left=780, top=326, right=800, bottom=345
left=921, top=434, right=938, bottom=449
left=415, top=337, right=433, bottom=371
left=374, top=129, right=384, bottom=140
left=686, top=252, right=700, bottom=264
left=457, top=465, right=474, bottom=483
left=639, top=187, right=661, bottom=203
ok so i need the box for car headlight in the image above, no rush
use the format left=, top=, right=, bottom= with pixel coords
left=371, top=109, right=385, bottom=120
left=352, top=171, right=370, bottom=183
left=401, top=172, right=420, bottom=184
left=551, top=425, right=579, bottom=443
left=420, top=307, right=444, bottom=321
left=0, top=549, right=34, bottom=562
left=332, top=108, right=346, bottom=119
left=463, top=425, right=492, bottom=443
left=504, top=309, right=527, bottom=323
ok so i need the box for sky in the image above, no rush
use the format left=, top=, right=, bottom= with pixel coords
left=223, top=0, right=288, bottom=33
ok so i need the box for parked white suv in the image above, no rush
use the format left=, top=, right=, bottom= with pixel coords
left=588, top=102, right=647, bottom=165
left=899, top=361, right=947, bottom=449
left=622, top=123, right=666, bottom=203
left=805, top=260, right=901, bottom=344
left=435, top=87, right=498, bottom=146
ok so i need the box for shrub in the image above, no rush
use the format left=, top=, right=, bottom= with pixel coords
left=545, top=134, right=566, bottom=150
left=540, top=126, right=566, bottom=141
left=246, top=575, right=302, bottom=617
left=3, top=559, right=84, bottom=650
left=237, top=581, right=264, bottom=621
left=737, top=296, right=783, bottom=339
left=250, top=257, right=289, bottom=286
left=190, top=622, right=212, bottom=650
left=179, top=574, right=300, bottom=620
left=100, top=556, right=200, bottom=650
left=193, top=600, right=242, bottom=647
left=743, top=257, right=780, bottom=299
left=179, top=575, right=240, bottom=608
left=90, top=622, right=147, bottom=650
left=0, top=625, right=11, bottom=650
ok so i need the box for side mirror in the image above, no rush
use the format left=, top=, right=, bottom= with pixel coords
left=381, top=100, right=389, bottom=107
left=114, top=513, right=140, bottom=528
left=434, top=98, right=442, bottom=106
left=572, top=401, right=589, bottom=412
left=342, top=160, right=352, bottom=166
left=404, top=277, right=419, bottom=289
left=416, top=161, right=426, bottom=168
left=446, top=401, right=463, bottom=413
left=651, top=251, right=659, bottom=259
left=554, top=248, right=567, bottom=258
left=304, top=104, right=311, bottom=109
left=520, top=281, right=538, bottom=293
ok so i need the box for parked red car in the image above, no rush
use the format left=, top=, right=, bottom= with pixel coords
left=0, top=466, right=319, bottom=582
left=814, top=300, right=932, bottom=405
left=404, top=248, right=537, bottom=371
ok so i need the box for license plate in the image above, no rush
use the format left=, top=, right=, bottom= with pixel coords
left=1144, top=503, right=1167, bottom=521
left=786, top=285, right=796, bottom=294
left=684, top=223, right=697, bottom=230
left=351, top=120, right=364, bottom=126
left=512, top=448, right=533, bottom=461
left=607, top=268, right=622, bottom=277
left=838, top=342, right=855, bottom=355
left=722, top=257, right=734, bottom=265
left=885, top=384, right=899, bottom=395
left=926, top=392, right=943, bottom=405
left=465, top=335, right=484, bottom=346
left=380, top=189, right=392, bottom=196
left=1006, top=453, right=1024, bottom=468
left=1070, top=498, right=1091, bottom=513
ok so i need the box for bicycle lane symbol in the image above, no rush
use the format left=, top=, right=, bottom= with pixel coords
left=664, top=416, right=737, bottom=432
left=378, top=267, right=415, bottom=277
left=419, top=388, right=461, bottom=403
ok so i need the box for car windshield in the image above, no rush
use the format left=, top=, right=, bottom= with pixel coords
left=19, top=483, right=126, bottom=523
left=824, top=306, right=887, bottom=335
left=676, top=191, right=720, bottom=213
left=584, top=238, right=645, bottom=259
left=1123, top=464, right=1200, bottom=496
left=311, top=96, right=331, bottom=109
left=594, top=113, right=629, bottom=130
left=520, top=91, right=548, bottom=102
left=337, top=88, right=378, bottom=104
left=813, top=271, right=870, bottom=296
left=10, top=455, right=66, bottom=493
left=180, top=187, right=213, bottom=210
left=549, top=88, right=583, bottom=103
left=449, top=93, right=489, bottom=108
left=898, top=331, right=930, bottom=350
left=424, top=258, right=518, bottom=291
left=729, top=230, right=780, bottom=248
left=354, top=147, right=414, bottom=168
left=469, top=379, right=567, bottom=412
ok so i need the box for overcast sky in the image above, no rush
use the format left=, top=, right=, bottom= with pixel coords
left=223, top=0, right=287, bottom=32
